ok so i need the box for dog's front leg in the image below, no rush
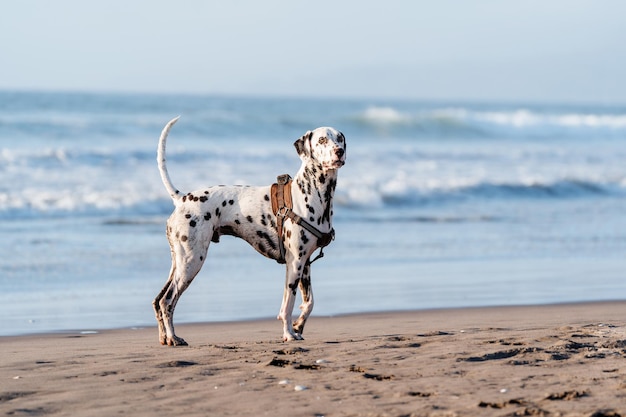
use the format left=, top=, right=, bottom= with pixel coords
left=277, top=261, right=305, bottom=341
left=292, top=260, right=313, bottom=335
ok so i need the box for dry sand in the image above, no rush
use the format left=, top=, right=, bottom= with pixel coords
left=2, top=302, right=626, bottom=416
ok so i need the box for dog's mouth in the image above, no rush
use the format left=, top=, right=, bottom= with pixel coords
left=324, top=160, right=345, bottom=170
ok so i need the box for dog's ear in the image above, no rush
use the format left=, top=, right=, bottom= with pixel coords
left=294, top=131, right=313, bottom=158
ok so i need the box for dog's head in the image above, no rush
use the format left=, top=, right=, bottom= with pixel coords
left=294, top=127, right=346, bottom=171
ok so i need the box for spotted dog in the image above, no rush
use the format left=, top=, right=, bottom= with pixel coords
left=153, top=117, right=346, bottom=345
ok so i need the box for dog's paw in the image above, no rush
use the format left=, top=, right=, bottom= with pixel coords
left=292, top=323, right=304, bottom=335
left=283, top=332, right=304, bottom=342
left=165, top=335, right=188, bottom=346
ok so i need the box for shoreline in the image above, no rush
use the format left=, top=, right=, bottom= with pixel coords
left=4, top=299, right=625, bottom=339
left=2, top=301, right=626, bottom=416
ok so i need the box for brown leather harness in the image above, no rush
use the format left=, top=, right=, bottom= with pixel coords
left=271, top=174, right=334, bottom=264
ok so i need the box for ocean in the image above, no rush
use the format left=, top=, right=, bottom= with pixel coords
left=1, top=91, right=625, bottom=336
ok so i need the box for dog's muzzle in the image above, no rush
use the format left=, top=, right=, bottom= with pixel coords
left=329, top=148, right=345, bottom=168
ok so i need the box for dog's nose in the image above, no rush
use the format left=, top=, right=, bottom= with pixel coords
left=335, top=148, right=345, bottom=158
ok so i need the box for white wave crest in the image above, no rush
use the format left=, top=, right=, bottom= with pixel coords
left=358, top=106, right=412, bottom=124
left=351, top=105, right=626, bottom=136
left=477, top=110, right=626, bottom=129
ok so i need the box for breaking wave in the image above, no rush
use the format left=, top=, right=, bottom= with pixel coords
left=339, top=177, right=624, bottom=211
left=350, top=105, right=626, bottom=139
left=2, top=144, right=621, bottom=220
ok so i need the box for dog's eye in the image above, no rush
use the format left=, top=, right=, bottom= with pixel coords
left=318, top=137, right=328, bottom=145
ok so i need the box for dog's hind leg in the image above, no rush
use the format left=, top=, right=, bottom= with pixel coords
left=292, top=261, right=313, bottom=335
left=153, top=238, right=208, bottom=346
left=152, top=260, right=175, bottom=345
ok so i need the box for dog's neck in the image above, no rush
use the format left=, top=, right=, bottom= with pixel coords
left=292, top=160, right=338, bottom=232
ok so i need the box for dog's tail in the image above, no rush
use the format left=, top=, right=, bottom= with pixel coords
left=157, top=116, right=182, bottom=202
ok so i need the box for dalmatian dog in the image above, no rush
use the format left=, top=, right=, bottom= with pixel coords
left=153, top=117, right=346, bottom=345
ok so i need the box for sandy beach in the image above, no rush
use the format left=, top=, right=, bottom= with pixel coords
left=2, top=302, right=626, bottom=416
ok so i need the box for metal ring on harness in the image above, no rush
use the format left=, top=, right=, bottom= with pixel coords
left=276, top=206, right=291, bottom=217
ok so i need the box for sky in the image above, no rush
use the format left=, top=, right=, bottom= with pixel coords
left=2, top=0, right=626, bottom=103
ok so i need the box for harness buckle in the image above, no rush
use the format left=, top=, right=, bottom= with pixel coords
left=277, top=174, right=292, bottom=185
left=276, top=206, right=291, bottom=218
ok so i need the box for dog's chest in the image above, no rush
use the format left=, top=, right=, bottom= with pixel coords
left=293, top=171, right=337, bottom=229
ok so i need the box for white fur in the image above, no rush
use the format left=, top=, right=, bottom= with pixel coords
left=153, top=117, right=346, bottom=345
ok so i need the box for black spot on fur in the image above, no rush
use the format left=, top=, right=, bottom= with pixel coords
left=296, top=179, right=307, bottom=194
left=288, top=278, right=301, bottom=296
left=221, top=200, right=227, bottom=207
left=199, top=196, right=208, bottom=202
left=185, top=214, right=192, bottom=219
left=204, top=213, right=211, bottom=221
left=181, top=235, right=188, bottom=242
left=215, top=208, right=221, bottom=217
left=256, top=230, right=277, bottom=250
left=229, top=200, right=234, bottom=205
left=264, top=194, right=270, bottom=201
left=182, top=195, right=187, bottom=202
left=219, top=225, right=239, bottom=238
left=307, top=205, right=315, bottom=214
left=246, top=215, right=253, bottom=223
left=189, top=220, right=196, bottom=227
left=235, top=219, right=241, bottom=225
left=321, top=178, right=337, bottom=224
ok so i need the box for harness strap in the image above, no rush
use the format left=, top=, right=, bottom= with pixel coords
left=270, top=174, right=334, bottom=264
